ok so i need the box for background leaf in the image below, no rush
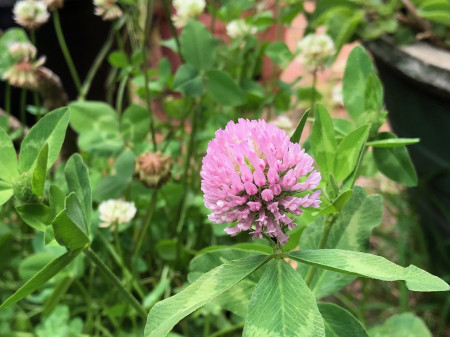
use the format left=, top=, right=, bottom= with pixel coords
left=318, top=302, right=368, bottom=337
left=120, top=105, right=150, bottom=143
left=173, top=64, right=204, bottom=97
left=368, top=313, right=432, bottom=337
left=373, top=132, right=417, bottom=186
left=343, top=46, right=374, bottom=121
left=311, top=104, right=337, bottom=179
left=180, top=20, right=216, bottom=71
left=243, top=259, right=325, bottom=337
left=205, top=70, right=246, bottom=107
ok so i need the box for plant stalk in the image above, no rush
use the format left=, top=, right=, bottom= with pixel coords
left=20, top=89, right=27, bottom=126
left=84, top=248, right=147, bottom=319
left=305, top=214, right=338, bottom=286
left=53, top=10, right=82, bottom=91
left=79, top=18, right=123, bottom=100
left=132, top=189, right=158, bottom=269
left=161, top=0, right=182, bottom=55
left=141, top=0, right=157, bottom=151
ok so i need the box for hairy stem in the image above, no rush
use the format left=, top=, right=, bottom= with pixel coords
left=305, top=214, right=338, bottom=286
left=84, top=248, right=147, bottom=319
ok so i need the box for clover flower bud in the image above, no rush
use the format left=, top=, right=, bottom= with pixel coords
left=135, top=151, right=173, bottom=188
left=42, top=0, right=63, bottom=11
left=13, top=0, right=49, bottom=30
left=12, top=172, right=34, bottom=203
left=201, top=119, right=321, bottom=245
left=93, top=0, right=122, bottom=21
left=226, top=19, right=257, bottom=39
left=173, top=0, right=206, bottom=28
left=297, top=33, right=335, bottom=69
left=98, top=199, right=137, bottom=229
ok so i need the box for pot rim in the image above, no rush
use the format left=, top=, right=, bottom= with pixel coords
left=364, top=37, right=450, bottom=95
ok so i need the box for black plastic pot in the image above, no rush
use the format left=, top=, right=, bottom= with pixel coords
left=0, top=0, right=112, bottom=123
left=366, top=38, right=450, bottom=275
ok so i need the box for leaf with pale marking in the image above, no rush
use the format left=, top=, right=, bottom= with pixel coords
left=188, top=248, right=269, bottom=317
left=144, top=254, right=269, bottom=337
left=64, top=154, right=92, bottom=225
left=19, top=107, right=70, bottom=173
left=288, top=249, right=449, bottom=292
left=298, top=187, right=383, bottom=299
left=243, top=259, right=325, bottom=337
left=32, top=144, right=48, bottom=199
left=0, top=127, right=18, bottom=182
left=0, top=249, right=82, bottom=310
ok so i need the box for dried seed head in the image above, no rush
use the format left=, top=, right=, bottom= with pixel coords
left=135, top=151, right=173, bottom=188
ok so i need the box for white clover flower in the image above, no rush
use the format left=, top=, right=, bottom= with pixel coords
left=93, top=0, right=122, bottom=21
left=173, top=0, right=206, bottom=28
left=269, top=115, right=294, bottom=133
left=226, top=19, right=257, bottom=39
left=98, top=199, right=137, bottom=229
left=3, top=42, right=45, bottom=89
left=13, top=0, right=49, bottom=30
left=297, top=34, right=335, bottom=69
left=332, top=84, right=343, bottom=106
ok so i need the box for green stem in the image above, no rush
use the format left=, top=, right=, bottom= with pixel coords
left=84, top=248, right=147, bottom=319
left=161, top=0, right=182, bottom=56
left=141, top=0, right=157, bottom=151
left=20, top=89, right=27, bottom=126
left=311, top=68, right=318, bottom=115
left=29, top=30, right=36, bottom=45
left=116, top=73, right=129, bottom=116
left=176, top=101, right=199, bottom=236
left=33, top=91, right=41, bottom=121
left=132, top=189, right=158, bottom=270
left=5, top=83, right=11, bottom=121
left=210, top=0, right=217, bottom=34
left=79, top=19, right=123, bottom=100
left=53, top=10, right=82, bottom=91
left=98, top=231, right=145, bottom=299
left=208, top=322, right=245, bottom=337
left=305, top=214, right=338, bottom=286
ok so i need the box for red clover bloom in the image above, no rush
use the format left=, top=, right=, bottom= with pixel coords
left=201, top=119, right=321, bottom=245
